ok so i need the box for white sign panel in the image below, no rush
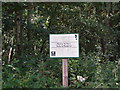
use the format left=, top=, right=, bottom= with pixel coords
left=50, top=34, right=79, bottom=58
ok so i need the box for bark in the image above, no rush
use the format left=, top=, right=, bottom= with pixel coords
left=117, top=37, right=120, bottom=58
left=26, top=4, right=34, bottom=54
left=101, top=38, right=105, bottom=54
left=8, top=36, right=14, bottom=64
left=27, top=7, right=32, bottom=41
left=15, top=12, right=22, bottom=57
left=8, top=47, right=13, bottom=64
left=100, top=3, right=112, bottom=55
left=106, top=2, right=112, bottom=27
left=40, top=40, right=46, bottom=54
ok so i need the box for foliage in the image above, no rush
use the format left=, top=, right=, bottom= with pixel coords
left=68, top=53, right=120, bottom=88
left=2, top=53, right=120, bottom=88
left=2, top=2, right=120, bottom=88
left=3, top=58, right=63, bottom=88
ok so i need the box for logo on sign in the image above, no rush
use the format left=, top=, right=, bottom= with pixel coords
left=51, top=51, right=56, bottom=56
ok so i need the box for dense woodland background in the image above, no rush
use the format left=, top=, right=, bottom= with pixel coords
left=2, top=2, right=120, bottom=88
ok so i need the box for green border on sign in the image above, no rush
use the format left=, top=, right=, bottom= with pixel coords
left=49, top=33, right=79, bottom=58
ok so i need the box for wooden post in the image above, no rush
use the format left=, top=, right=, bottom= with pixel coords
left=62, top=59, right=68, bottom=87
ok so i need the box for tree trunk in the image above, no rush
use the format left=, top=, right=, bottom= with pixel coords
left=40, top=40, right=46, bottom=54
left=101, top=38, right=105, bottom=55
left=15, top=12, right=22, bottom=58
left=117, top=37, right=120, bottom=58
left=26, top=4, right=33, bottom=54
left=106, top=2, right=112, bottom=27
left=27, top=7, right=32, bottom=42
left=8, top=47, right=13, bottom=64
left=100, top=3, right=112, bottom=55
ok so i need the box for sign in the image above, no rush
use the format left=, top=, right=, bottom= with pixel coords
left=50, top=34, right=79, bottom=58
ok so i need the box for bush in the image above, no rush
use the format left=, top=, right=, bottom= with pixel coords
left=3, top=57, right=62, bottom=88
left=2, top=53, right=120, bottom=88
left=68, top=52, right=120, bottom=88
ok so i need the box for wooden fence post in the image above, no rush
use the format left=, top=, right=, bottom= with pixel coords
left=62, top=59, right=68, bottom=87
